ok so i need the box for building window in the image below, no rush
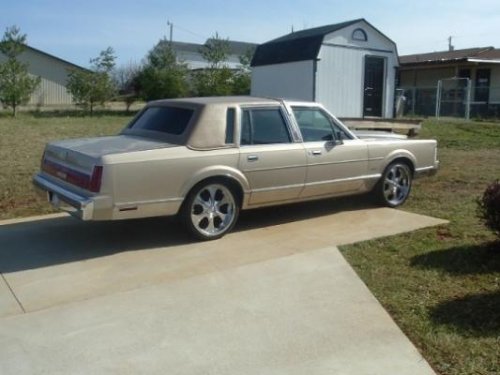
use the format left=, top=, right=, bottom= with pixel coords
left=475, top=68, right=490, bottom=103
left=352, top=28, right=368, bottom=42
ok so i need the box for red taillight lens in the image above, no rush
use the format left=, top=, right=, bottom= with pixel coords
left=89, top=166, right=103, bottom=193
left=40, top=151, right=46, bottom=169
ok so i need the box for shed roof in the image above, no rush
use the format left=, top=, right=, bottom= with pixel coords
left=251, top=19, right=364, bottom=67
left=400, top=46, right=500, bottom=65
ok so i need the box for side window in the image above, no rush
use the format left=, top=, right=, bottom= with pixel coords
left=240, top=108, right=291, bottom=145
left=292, top=107, right=334, bottom=142
left=226, top=108, right=235, bottom=144
left=292, top=107, right=352, bottom=142
left=241, top=110, right=251, bottom=145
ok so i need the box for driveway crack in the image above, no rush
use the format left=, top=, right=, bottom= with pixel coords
left=1, top=273, right=26, bottom=313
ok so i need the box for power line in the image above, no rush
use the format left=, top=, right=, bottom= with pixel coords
left=170, top=22, right=207, bottom=42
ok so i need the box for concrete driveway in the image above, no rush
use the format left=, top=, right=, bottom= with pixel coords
left=0, top=199, right=446, bottom=374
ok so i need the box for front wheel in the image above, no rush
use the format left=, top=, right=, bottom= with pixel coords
left=376, top=162, right=412, bottom=207
left=181, top=181, right=239, bottom=240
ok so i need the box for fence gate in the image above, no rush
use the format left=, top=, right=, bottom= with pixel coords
left=435, top=77, right=472, bottom=120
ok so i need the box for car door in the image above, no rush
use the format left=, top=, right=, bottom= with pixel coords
left=238, top=106, right=307, bottom=205
left=291, top=106, right=369, bottom=198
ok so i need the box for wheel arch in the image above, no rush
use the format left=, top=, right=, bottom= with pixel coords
left=383, top=150, right=416, bottom=175
left=179, top=166, right=249, bottom=208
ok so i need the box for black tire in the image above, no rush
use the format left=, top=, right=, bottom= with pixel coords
left=181, top=180, right=240, bottom=241
left=375, top=162, right=412, bottom=207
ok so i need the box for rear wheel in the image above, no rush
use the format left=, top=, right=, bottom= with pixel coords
left=182, top=181, right=239, bottom=240
left=376, top=162, right=412, bottom=207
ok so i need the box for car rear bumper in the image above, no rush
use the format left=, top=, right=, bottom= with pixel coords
left=33, top=174, right=95, bottom=220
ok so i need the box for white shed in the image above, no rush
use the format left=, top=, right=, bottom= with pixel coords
left=251, top=19, right=399, bottom=118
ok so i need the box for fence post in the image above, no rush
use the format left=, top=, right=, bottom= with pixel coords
left=465, top=79, right=471, bottom=121
left=435, top=81, right=442, bottom=119
left=411, top=87, right=416, bottom=116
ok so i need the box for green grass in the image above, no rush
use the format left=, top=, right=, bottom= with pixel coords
left=341, top=119, right=500, bottom=375
left=0, top=112, right=131, bottom=219
left=0, top=113, right=499, bottom=374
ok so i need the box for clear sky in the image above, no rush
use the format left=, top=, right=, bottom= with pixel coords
left=2, top=0, right=499, bottom=68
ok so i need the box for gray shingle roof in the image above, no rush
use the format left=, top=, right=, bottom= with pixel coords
left=251, top=19, right=364, bottom=67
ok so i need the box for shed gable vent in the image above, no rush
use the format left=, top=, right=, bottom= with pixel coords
left=352, top=28, right=368, bottom=41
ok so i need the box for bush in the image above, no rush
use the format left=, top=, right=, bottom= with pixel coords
left=477, top=180, right=500, bottom=238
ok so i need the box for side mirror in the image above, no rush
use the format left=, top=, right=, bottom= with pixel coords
left=335, top=131, right=344, bottom=145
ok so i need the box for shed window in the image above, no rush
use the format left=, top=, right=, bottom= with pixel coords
left=352, top=28, right=368, bottom=42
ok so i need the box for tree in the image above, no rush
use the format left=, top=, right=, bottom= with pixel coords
left=66, top=47, right=116, bottom=115
left=137, top=40, right=189, bottom=100
left=113, top=61, right=142, bottom=112
left=194, top=33, right=234, bottom=96
left=232, top=46, right=255, bottom=95
left=0, top=26, right=41, bottom=117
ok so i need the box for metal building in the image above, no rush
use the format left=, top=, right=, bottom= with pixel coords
left=251, top=19, right=399, bottom=118
left=169, top=39, right=257, bottom=70
left=0, top=46, right=86, bottom=106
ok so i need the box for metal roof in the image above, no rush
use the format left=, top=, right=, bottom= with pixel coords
left=168, top=39, right=257, bottom=56
left=251, top=19, right=364, bottom=67
left=399, top=47, right=500, bottom=65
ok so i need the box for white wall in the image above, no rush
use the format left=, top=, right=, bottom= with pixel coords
left=317, top=20, right=398, bottom=117
left=177, top=50, right=245, bottom=70
left=323, top=20, right=396, bottom=52
left=251, top=60, right=314, bottom=101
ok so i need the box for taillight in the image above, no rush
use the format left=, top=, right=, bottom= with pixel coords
left=89, top=166, right=103, bottom=193
left=40, top=151, right=46, bottom=169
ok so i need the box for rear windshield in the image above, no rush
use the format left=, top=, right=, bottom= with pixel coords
left=129, top=106, right=194, bottom=135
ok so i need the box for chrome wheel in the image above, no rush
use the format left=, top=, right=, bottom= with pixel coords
left=382, top=163, right=412, bottom=207
left=189, top=183, right=237, bottom=238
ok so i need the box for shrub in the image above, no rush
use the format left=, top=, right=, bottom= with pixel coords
left=477, top=180, right=500, bottom=238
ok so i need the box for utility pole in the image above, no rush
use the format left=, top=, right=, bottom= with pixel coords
left=167, top=20, right=173, bottom=43
left=448, top=36, right=454, bottom=51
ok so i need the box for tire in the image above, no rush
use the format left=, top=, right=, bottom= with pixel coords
left=181, top=180, right=240, bottom=240
left=376, top=162, right=412, bottom=207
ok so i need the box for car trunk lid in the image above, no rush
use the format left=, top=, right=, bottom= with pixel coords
left=41, top=135, right=177, bottom=192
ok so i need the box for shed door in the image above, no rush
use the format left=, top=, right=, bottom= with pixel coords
left=363, top=56, right=385, bottom=117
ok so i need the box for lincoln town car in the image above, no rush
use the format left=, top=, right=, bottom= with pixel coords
left=33, top=97, right=439, bottom=240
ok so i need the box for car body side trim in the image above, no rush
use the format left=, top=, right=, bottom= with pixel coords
left=305, top=173, right=381, bottom=187
left=114, top=197, right=184, bottom=208
left=249, top=174, right=381, bottom=194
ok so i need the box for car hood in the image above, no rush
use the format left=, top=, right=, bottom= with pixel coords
left=49, top=135, right=179, bottom=158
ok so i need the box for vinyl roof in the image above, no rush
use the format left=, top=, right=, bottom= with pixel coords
left=149, top=96, right=280, bottom=106
left=251, top=19, right=364, bottom=67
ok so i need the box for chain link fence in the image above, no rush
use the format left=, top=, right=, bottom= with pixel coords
left=396, top=86, right=500, bottom=120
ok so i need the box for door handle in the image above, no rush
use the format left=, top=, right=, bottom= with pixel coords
left=247, top=155, right=259, bottom=162
left=311, top=150, right=322, bottom=156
